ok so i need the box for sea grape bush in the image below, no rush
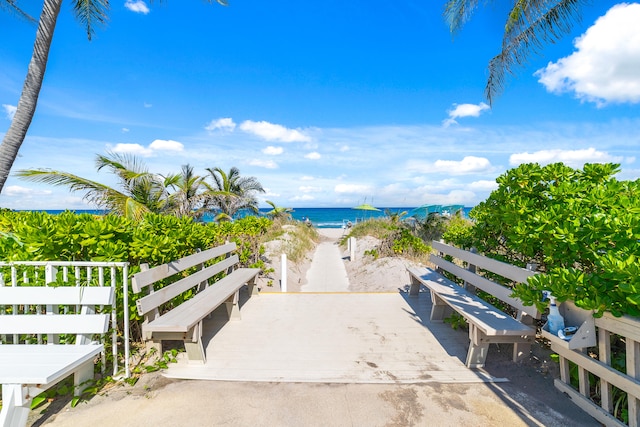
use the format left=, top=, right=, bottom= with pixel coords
left=0, top=210, right=272, bottom=337
left=445, top=163, right=640, bottom=317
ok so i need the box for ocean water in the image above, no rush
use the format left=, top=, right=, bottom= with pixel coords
left=39, top=207, right=472, bottom=229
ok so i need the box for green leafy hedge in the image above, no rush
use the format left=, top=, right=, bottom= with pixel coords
left=445, top=163, right=640, bottom=317
left=0, top=210, right=272, bottom=338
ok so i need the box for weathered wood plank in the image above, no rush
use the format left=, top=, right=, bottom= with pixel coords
left=432, top=241, right=537, bottom=283
left=144, top=268, right=260, bottom=333
left=131, top=243, right=237, bottom=292
left=135, top=255, right=239, bottom=316
left=407, top=267, right=534, bottom=336
left=430, top=255, right=539, bottom=318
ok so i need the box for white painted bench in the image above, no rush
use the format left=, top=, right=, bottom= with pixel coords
left=0, top=286, right=114, bottom=427
left=131, top=242, right=260, bottom=364
left=407, top=240, right=540, bottom=368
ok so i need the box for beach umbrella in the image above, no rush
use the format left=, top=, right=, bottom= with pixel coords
left=352, top=204, right=381, bottom=211
left=409, top=204, right=442, bottom=218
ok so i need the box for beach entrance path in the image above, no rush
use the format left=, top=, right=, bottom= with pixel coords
left=163, top=292, right=501, bottom=384
left=301, top=233, right=349, bottom=292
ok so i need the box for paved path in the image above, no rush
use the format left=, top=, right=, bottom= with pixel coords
left=163, top=292, right=499, bottom=384
left=301, top=239, right=350, bottom=292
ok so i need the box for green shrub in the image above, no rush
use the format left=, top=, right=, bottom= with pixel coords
left=448, top=163, right=640, bottom=317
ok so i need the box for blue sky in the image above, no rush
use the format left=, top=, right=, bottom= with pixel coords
left=1, top=1, right=639, bottom=209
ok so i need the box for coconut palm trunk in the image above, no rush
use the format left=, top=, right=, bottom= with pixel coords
left=0, top=0, right=62, bottom=193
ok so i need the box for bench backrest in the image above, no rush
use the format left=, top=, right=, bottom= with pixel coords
left=132, top=242, right=239, bottom=317
left=0, top=285, right=114, bottom=344
left=430, top=241, right=540, bottom=319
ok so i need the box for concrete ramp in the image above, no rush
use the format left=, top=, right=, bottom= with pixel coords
left=164, top=292, right=506, bottom=384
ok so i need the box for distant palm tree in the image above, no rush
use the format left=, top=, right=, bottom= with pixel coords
left=163, top=164, right=208, bottom=219
left=264, top=200, right=293, bottom=220
left=0, top=0, right=228, bottom=193
left=16, top=152, right=169, bottom=220
left=444, top=0, right=585, bottom=105
left=384, top=209, right=407, bottom=224
left=204, top=167, right=265, bottom=219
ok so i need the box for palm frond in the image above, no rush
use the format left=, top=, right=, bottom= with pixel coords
left=71, top=0, right=109, bottom=41
left=0, top=0, right=36, bottom=23
left=443, top=0, right=480, bottom=34
left=486, top=0, right=584, bottom=104
left=15, top=168, right=127, bottom=210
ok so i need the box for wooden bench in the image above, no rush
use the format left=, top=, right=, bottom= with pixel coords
left=0, top=285, right=114, bottom=427
left=407, top=240, right=540, bottom=369
left=131, top=242, right=260, bottom=364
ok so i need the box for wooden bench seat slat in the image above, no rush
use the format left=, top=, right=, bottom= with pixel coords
left=132, top=243, right=261, bottom=364
left=431, top=240, right=537, bottom=284
left=407, top=267, right=534, bottom=336
left=408, top=241, right=541, bottom=369
left=132, top=243, right=237, bottom=292
left=144, top=268, right=260, bottom=333
left=0, top=314, right=111, bottom=335
left=136, top=255, right=239, bottom=316
left=0, top=345, right=104, bottom=384
left=0, top=286, right=114, bottom=306
left=430, top=255, right=539, bottom=318
left=0, top=285, right=114, bottom=427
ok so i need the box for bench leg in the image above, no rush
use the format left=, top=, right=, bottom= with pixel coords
left=184, top=322, right=206, bottom=364
left=466, top=325, right=490, bottom=368
left=225, top=290, right=241, bottom=320
left=429, top=291, right=452, bottom=322
left=409, top=276, right=421, bottom=296
left=513, top=312, right=535, bottom=362
left=74, top=360, right=95, bottom=396
left=246, top=278, right=259, bottom=296
left=1, top=384, right=31, bottom=427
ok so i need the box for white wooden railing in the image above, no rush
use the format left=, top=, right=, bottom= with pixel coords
left=0, top=261, right=130, bottom=378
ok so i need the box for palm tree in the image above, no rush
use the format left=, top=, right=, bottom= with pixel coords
left=0, top=0, right=227, bottom=194
left=204, top=167, right=265, bottom=220
left=264, top=200, right=293, bottom=220
left=16, top=152, right=169, bottom=220
left=444, top=0, right=585, bottom=105
left=163, top=164, right=208, bottom=220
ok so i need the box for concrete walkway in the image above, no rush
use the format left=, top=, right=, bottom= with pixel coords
left=163, top=292, right=500, bottom=384
left=301, top=232, right=349, bottom=292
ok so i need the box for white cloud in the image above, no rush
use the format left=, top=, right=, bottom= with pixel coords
left=4, top=185, right=52, bottom=197
left=262, top=146, right=283, bottom=155
left=300, top=176, right=314, bottom=181
left=121, top=128, right=130, bottom=133
left=205, top=117, right=236, bottom=132
left=248, top=159, right=278, bottom=169
left=468, top=180, right=498, bottom=192
left=339, top=145, right=350, bottom=152
left=290, top=194, right=315, bottom=201
left=443, top=102, right=490, bottom=127
left=334, top=183, right=373, bottom=194
left=111, top=143, right=151, bottom=156
left=536, top=3, right=640, bottom=105
left=408, top=156, right=494, bottom=175
left=305, top=151, right=321, bottom=160
left=109, top=139, right=183, bottom=157
left=125, top=1, right=150, bottom=14
left=299, top=186, right=322, bottom=193
left=2, top=104, right=16, bottom=120
left=143, top=102, right=152, bottom=108
left=149, top=139, right=184, bottom=152
left=509, top=148, right=623, bottom=167
left=239, top=120, right=311, bottom=142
